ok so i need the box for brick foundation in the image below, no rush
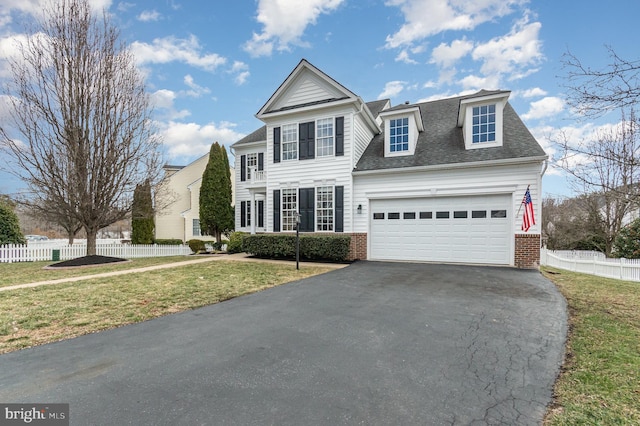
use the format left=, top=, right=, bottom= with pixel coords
left=515, top=234, right=541, bottom=268
left=347, top=233, right=368, bottom=261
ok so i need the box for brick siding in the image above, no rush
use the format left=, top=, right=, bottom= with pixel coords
left=515, top=234, right=541, bottom=268
left=347, top=233, right=368, bottom=261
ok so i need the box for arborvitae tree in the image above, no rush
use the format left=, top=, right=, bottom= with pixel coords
left=0, top=199, right=26, bottom=245
left=199, top=142, right=234, bottom=242
left=131, top=180, right=155, bottom=244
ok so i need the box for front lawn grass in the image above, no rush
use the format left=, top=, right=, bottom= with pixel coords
left=542, top=267, right=640, bottom=425
left=0, top=260, right=332, bottom=354
left=0, top=256, right=194, bottom=288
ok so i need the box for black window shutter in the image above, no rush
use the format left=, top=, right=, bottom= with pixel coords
left=299, top=188, right=315, bottom=232
left=258, top=200, right=264, bottom=228
left=335, top=186, right=344, bottom=232
left=240, top=155, right=246, bottom=182
left=258, top=152, right=264, bottom=171
left=240, top=201, right=246, bottom=227
left=273, top=190, right=281, bottom=232
left=335, top=117, right=344, bottom=156
left=299, top=122, right=315, bottom=160
left=273, top=127, right=281, bottom=163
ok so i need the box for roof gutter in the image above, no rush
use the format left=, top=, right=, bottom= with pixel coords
left=352, top=154, right=549, bottom=176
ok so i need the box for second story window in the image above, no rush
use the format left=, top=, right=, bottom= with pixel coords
left=282, top=124, right=298, bottom=160
left=246, top=153, right=257, bottom=180
left=390, top=118, right=409, bottom=152
left=316, top=118, right=334, bottom=157
left=472, top=104, right=496, bottom=143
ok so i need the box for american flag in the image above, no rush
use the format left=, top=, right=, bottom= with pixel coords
left=521, top=188, right=535, bottom=232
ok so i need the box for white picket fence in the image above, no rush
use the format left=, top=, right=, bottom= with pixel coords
left=0, top=243, right=193, bottom=263
left=540, top=248, right=640, bottom=282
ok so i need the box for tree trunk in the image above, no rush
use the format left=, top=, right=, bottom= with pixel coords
left=86, top=227, right=98, bottom=256
left=67, top=231, right=75, bottom=245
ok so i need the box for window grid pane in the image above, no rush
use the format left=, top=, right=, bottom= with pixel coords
left=316, top=186, right=334, bottom=231
left=282, top=124, right=298, bottom=160
left=390, top=117, right=409, bottom=152
left=472, top=104, right=496, bottom=143
left=282, top=189, right=297, bottom=231
left=192, top=219, right=201, bottom=236
left=316, top=118, right=334, bottom=157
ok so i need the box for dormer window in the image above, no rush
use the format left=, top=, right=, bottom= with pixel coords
left=458, top=91, right=509, bottom=150
left=472, top=104, right=496, bottom=143
left=390, top=118, right=409, bottom=152
left=380, top=106, right=423, bottom=157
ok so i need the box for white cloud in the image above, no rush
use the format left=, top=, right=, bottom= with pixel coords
left=395, top=49, right=418, bottom=64
left=384, top=0, right=524, bottom=48
left=520, top=87, right=547, bottom=98
left=229, top=61, right=250, bottom=85
left=131, top=35, right=226, bottom=72
left=151, top=89, right=176, bottom=109
left=430, top=38, right=474, bottom=68
left=158, top=121, right=246, bottom=159
left=522, top=97, right=564, bottom=121
left=183, top=74, right=211, bottom=97
left=244, top=0, right=345, bottom=57
left=471, top=17, right=543, bottom=81
left=378, top=80, right=407, bottom=99
left=458, top=74, right=501, bottom=91
left=138, top=10, right=161, bottom=22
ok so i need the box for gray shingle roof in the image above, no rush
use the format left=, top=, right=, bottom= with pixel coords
left=355, top=93, right=547, bottom=172
left=366, top=99, right=390, bottom=118
left=231, top=125, right=267, bottom=148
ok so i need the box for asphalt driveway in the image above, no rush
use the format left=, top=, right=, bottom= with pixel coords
left=0, top=262, right=567, bottom=425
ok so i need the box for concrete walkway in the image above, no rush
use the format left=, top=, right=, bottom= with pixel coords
left=0, top=253, right=347, bottom=292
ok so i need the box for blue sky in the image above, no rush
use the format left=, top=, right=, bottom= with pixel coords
left=1, top=0, right=639, bottom=199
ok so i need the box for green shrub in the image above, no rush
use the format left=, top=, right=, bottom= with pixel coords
left=154, top=239, right=183, bottom=245
left=227, top=232, right=247, bottom=253
left=243, top=234, right=350, bottom=262
left=187, top=239, right=206, bottom=253
left=613, top=217, right=640, bottom=258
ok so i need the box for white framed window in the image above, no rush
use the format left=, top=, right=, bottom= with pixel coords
left=282, top=188, right=297, bottom=231
left=472, top=104, right=496, bottom=143
left=390, top=118, right=409, bottom=152
left=282, top=124, right=298, bottom=161
left=316, top=118, right=334, bottom=157
left=246, top=153, right=257, bottom=180
left=316, top=186, right=334, bottom=231
left=192, top=219, right=201, bottom=236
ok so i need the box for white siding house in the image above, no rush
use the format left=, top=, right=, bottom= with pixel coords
left=231, top=59, right=547, bottom=267
left=155, top=151, right=235, bottom=243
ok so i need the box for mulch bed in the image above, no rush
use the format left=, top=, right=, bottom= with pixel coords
left=48, top=255, right=129, bottom=268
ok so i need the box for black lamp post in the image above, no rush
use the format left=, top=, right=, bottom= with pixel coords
left=295, top=212, right=301, bottom=270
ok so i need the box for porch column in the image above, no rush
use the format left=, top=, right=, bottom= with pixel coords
left=250, top=191, right=256, bottom=235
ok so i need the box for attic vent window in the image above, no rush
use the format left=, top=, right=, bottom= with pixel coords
left=472, top=104, right=496, bottom=143
left=390, top=118, right=409, bottom=152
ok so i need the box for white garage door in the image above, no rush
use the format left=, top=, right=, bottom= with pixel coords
left=370, top=195, right=511, bottom=265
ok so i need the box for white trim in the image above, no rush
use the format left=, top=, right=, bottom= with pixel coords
left=365, top=184, right=518, bottom=200
left=352, top=155, right=548, bottom=176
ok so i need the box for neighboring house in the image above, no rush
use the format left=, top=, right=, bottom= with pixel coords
left=231, top=59, right=547, bottom=267
left=155, top=152, right=235, bottom=242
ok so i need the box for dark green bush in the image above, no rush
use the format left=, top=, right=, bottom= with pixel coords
left=227, top=232, right=247, bottom=253
left=187, top=239, right=206, bottom=253
left=243, top=234, right=350, bottom=262
left=154, top=239, right=184, bottom=245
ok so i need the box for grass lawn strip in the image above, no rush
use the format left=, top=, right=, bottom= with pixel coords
left=0, top=256, right=195, bottom=288
left=0, top=260, right=333, bottom=354
left=542, top=267, right=640, bottom=425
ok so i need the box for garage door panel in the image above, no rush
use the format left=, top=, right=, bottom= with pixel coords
left=370, top=195, right=511, bottom=265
